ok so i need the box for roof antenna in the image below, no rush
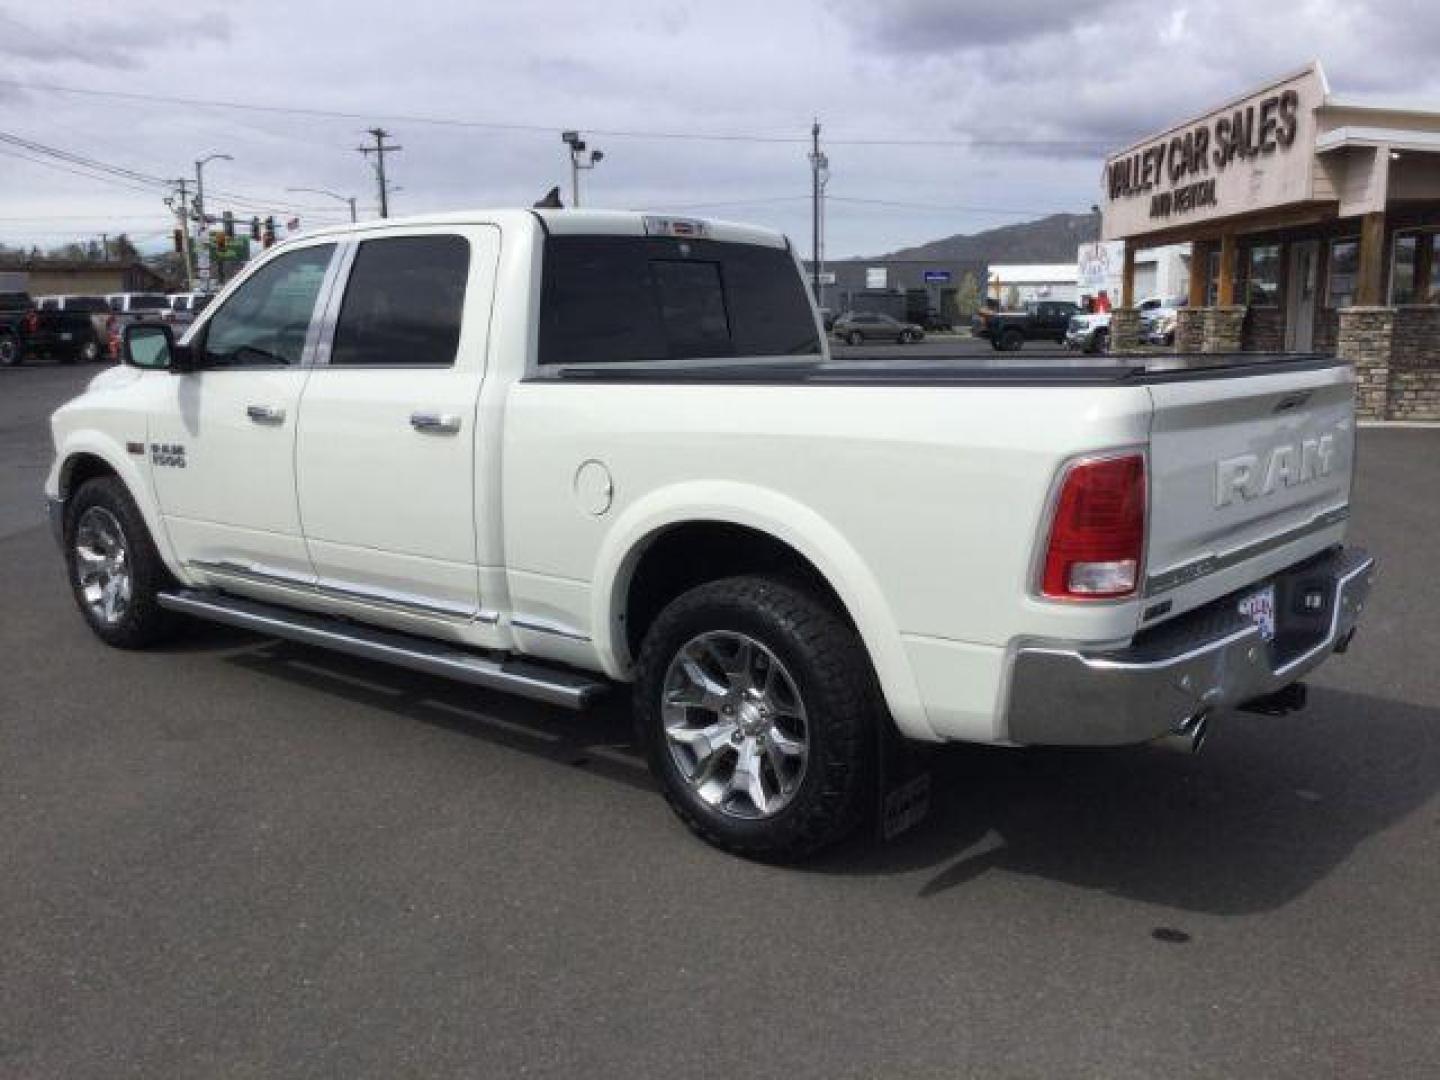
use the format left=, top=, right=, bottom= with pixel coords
left=533, top=186, right=564, bottom=209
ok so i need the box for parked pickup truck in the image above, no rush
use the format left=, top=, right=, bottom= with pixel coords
left=971, top=299, right=1078, bottom=350
left=46, top=210, right=1375, bottom=859
left=1, top=291, right=103, bottom=366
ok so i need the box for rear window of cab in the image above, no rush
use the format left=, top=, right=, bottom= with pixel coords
left=538, top=235, right=819, bottom=365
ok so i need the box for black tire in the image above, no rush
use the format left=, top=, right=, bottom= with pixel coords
left=1000, top=328, right=1024, bottom=351
left=1092, top=328, right=1110, bottom=355
left=64, top=476, right=178, bottom=649
left=846, top=331, right=863, bottom=346
left=80, top=336, right=102, bottom=363
left=635, top=575, right=876, bottom=861
left=0, top=332, right=22, bottom=367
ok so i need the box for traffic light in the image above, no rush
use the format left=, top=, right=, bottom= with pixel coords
left=212, top=229, right=228, bottom=255
left=262, top=216, right=276, bottom=249
left=172, top=229, right=183, bottom=253
left=249, top=216, right=261, bottom=241
left=222, top=210, right=235, bottom=238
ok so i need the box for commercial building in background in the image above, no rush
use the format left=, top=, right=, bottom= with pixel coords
left=0, top=258, right=173, bottom=297
left=1077, top=240, right=1190, bottom=306
left=1100, top=61, right=1440, bottom=420
left=986, top=263, right=1077, bottom=306
left=805, top=257, right=985, bottom=324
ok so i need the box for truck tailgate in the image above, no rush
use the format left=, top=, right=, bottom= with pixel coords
left=1143, top=362, right=1355, bottom=621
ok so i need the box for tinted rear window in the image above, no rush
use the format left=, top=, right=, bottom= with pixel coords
left=130, top=294, right=170, bottom=310
left=538, top=236, right=818, bottom=365
left=68, top=297, right=111, bottom=311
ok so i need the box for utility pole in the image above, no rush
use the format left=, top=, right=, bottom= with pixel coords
left=168, top=179, right=196, bottom=291
left=808, top=120, right=829, bottom=306
left=358, top=128, right=402, bottom=218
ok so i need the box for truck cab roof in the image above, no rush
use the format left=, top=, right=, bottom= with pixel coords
left=297, top=209, right=790, bottom=250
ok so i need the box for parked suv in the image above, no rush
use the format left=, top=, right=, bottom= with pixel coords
left=832, top=311, right=925, bottom=345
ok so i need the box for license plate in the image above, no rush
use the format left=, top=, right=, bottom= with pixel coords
left=1238, top=584, right=1277, bottom=641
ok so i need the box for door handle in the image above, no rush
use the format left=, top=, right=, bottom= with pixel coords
left=410, top=411, right=462, bottom=434
left=246, top=404, right=286, bottom=424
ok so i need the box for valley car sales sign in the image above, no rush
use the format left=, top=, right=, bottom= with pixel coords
left=1101, top=64, right=1327, bottom=240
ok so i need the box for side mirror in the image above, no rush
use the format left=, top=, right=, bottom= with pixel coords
left=123, top=322, right=195, bottom=373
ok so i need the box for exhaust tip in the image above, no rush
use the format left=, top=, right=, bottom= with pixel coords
left=1156, top=710, right=1209, bottom=755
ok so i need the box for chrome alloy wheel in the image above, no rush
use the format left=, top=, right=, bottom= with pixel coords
left=74, top=506, right=132, bottom=626
left=661, top=631, right=809, bottom=820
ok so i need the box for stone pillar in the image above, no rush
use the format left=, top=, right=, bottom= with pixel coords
left=1201, top=306, right=1246, bottom=353
left=1337, top=307, right=1396, bottom=420
left=1109, top=308, right=1142, bottom=354
left=1174, top=308, right=1205, bottom=354
left=1383, top=307, right=1440, bottom=421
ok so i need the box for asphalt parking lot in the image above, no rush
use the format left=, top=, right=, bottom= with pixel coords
left=3, top=361, right=1438, bottom=1078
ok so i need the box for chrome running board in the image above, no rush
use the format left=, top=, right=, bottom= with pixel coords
left=158, top=589, right=606, bottom=710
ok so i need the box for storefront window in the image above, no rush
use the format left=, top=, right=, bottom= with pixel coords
left=1327, top=238, right=1359, bottom=308
left=1243, top=244, right=1282, bottom=307
left=1388, top=231, right=1440, bottom=305
left=1432, top=235, right=1440, bottom=303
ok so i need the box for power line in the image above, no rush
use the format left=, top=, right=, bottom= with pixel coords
left=0, top=145, right=165, bottom=196
left=0, top=128, right=354, bottom=218
left=0, top=77, right=1111, bottom=150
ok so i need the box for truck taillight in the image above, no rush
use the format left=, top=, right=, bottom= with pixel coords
left=1041, top=453, right=1146, bottom=600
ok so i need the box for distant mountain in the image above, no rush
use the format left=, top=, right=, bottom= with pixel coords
left=881, top=212, right=1100, bottom=264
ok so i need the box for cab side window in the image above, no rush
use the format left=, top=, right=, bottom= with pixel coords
left=329, top=235, right=470, bottom=367
left=202, top=244, right=335, bottom=367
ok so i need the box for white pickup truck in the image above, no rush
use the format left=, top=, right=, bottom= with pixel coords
left=46, top=210, right=1375, bottom=859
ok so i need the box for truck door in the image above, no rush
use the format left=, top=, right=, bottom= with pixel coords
left=294, top=227, right=498, bottom=625
left=149, top=241, right=338, bottom=583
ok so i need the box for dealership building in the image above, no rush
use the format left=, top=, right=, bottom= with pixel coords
left=1101, top=62, right=1440, bottom=420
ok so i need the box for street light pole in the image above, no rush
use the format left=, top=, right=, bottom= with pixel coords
left=561, top=131, right=604, bottom=208
left=286, top=187, right=359, bottom=223
left=808, top=121, right=828, bottom=306
left=194, top=152, right=232, bottom=292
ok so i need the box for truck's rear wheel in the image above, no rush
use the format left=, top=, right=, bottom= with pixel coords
left=635, top=575, right=874, bottom=860
left=65, top=477, right=177, bottom=649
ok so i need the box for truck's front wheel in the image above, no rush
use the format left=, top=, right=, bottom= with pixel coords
left=64, top=477, right=177, bottom=649
left=635, top=576, right=875, bottom=860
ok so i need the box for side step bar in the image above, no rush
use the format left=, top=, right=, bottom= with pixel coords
left=158, top=589, right=607, bottom=710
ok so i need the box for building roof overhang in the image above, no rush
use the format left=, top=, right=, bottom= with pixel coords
left=1316, top=126, right=1440, bottom=155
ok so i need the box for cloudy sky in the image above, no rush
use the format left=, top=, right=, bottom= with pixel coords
left=2, top=0, right=1438, bottom=258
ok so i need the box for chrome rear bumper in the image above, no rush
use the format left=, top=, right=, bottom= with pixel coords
left=1005, top=547, right=1375, bottom=746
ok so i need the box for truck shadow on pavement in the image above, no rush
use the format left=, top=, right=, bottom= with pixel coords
left=213, top=634, right=1436, bottom=917
left=815, top=686, right=1440, bottom=915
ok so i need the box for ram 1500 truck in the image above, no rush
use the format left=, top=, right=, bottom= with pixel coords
left=46, top=210, right=1375, bottom=859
